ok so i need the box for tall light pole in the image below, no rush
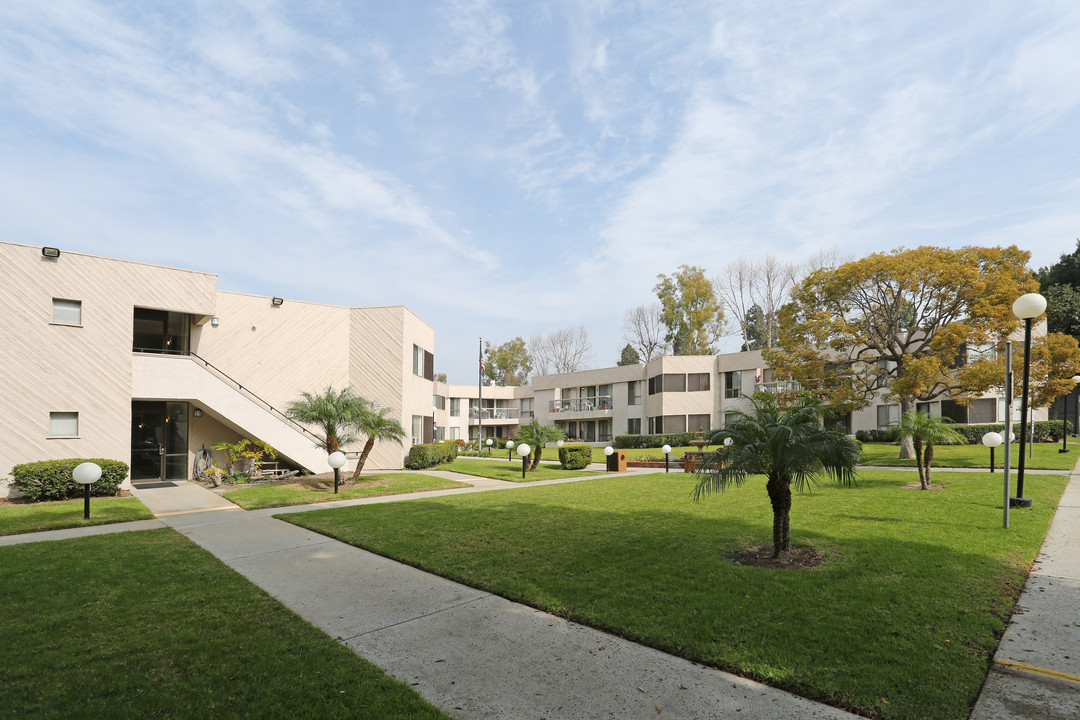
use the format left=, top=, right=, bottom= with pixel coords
left=1059, top=376, right=1080, bottom=453
left=1011, top=293, right=1046, bottom=509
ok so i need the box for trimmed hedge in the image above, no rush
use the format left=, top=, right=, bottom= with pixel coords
left=558, top=444, right=592, bottom=470
left=9, top=458, right=129, bottom=502
left=856, top=420, right=1072, bottom=445
left=404, top=442, right=458, bottom=470
left=614, top=433, right=705, bottom=450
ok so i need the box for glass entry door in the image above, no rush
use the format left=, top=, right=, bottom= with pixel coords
left=131, top=402, right=189, bottom=481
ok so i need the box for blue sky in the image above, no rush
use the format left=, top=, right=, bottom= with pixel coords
left=3, top=1, right=1079, bottom=383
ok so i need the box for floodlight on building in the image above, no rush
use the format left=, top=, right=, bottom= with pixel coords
left=42, top=247, right=60, bottom=258
left=271, top=297, right=284, bottom=306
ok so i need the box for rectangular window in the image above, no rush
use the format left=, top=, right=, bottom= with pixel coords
left=723, top=412, right=736, bottom=428
left=648, top=375, right=660, bottom=395
left=648, top=416, right=661, bottom=434
left=449, top=398, right=461, bottom=417
left=662, top=374, right=687, bottom=392
left=627, top=418, right=641, bottom=434
left=967, top=398, right=997, bottom=424
left=52, top=299, right=82, bottom=325
left=687, top=373, right=711, bottom=392
left=688, top=414, right=711, bottom=433
left=412, top=345, right=423, bottom=376
left=449, top=427, right=460, bottom=440
left=411, top=415, right=424, bottom=445
left=627, top=381, right=641, bottom=406
left=941, top=400, right=967, bottom=424
left=49, top=411, right=79, bottom=436
left=663, top=415, right=687, bottom=433
left=724, top=371, right=742, bottom=399
left=876, top=404, right=901, bottom=428
left=915, top=401, right=941, bottom=418
left=433, top=395, right=446, bottom=411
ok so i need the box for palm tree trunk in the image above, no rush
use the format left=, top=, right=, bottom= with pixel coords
left=529, top=447, right=543, bottom=471
left=350, top=438, right=376, bottom=481
left=913, top=439, right=927, bottom=490
left=766, top=475, right=793, bottom=557
left=924, top=444, right=935, bottom=489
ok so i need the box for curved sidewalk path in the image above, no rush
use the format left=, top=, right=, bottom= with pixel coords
left=122, top=471, right=855, bottom=720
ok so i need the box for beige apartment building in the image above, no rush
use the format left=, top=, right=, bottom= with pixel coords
left=0, top=241, right=437, bottom=496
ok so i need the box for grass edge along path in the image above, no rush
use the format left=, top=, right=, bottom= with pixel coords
left=280, top=469, right=1067, bottom=720
left=859, top=440, right=1078, bottom=470
left=0, top=528, right=450, bottom=720
left=221, top=472, right=470, bottom=510
left=437, top=457, right=601, bottom=483
left=0, top=496, right=154, bottom=537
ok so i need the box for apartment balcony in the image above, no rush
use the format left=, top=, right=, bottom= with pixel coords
left=468, top=407, right=521, bottom=424
left=548, top=396, right=614, bottom=418
left=753, top=380, right=803, bottom=395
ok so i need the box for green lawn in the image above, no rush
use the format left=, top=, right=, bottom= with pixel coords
left=0, top=529, right=450, bottom=720
left=221, top=473, right=471, bottom=510
left=436, top=457, right=601, bottom=483
left=859, top=440, right=1080, bottom=471
left=280, top=469, right=1067, bottom=720
left=0, top=497, right=154, bottom=536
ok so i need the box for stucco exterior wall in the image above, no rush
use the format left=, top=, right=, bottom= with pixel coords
left=0, top=241, right=215, bottom=494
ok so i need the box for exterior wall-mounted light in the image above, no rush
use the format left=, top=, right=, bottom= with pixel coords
left=42, top=247, right=61, bottom=258
left=193, top=408, right=203, bottom=418
left=211, top=317, right=220, bottom=327
left=271, top=297, right=284, bottom=306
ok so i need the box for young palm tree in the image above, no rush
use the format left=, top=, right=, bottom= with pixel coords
left=893, top=411, right=965, bottom=490
left=350, top=405, right=407, bottom=480
left=284, top=386, right=370, bottom=454
left=513, top=420, right=566, bottom=471
left=694, top=391, right=861, bottom=558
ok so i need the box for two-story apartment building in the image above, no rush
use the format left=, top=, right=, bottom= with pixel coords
left=0, top=241, right=437, bottom=496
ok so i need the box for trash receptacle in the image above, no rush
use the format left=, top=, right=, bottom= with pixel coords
left=606, top=450, right=627, bottom=472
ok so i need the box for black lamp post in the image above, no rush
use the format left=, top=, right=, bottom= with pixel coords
left=328, top=451, right=346, bottom=494
left=661, top=444, right=671, bottom=473
left=1011, top=293, right=1046, bottom=509
left=982, top=431, right=1002, bottom=473
left=506, top=440, right=515, bottom=462
left=516, top=443, right=531, bottom=480
left=73, top=462, right=102, bottom=520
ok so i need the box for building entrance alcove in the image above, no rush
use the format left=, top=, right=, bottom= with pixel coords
left=131, top=401, right=189, bottom=482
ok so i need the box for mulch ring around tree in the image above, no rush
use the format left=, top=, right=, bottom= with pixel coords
left=726, top=544, right=825, bottom=569
left=901, top=482, right=946, bottom=490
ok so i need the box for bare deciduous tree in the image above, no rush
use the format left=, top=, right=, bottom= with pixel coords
left=714, top=258, right=757, bottom=349
left=622, top=304, right=669, bottom=361
left=530, top=325, right=593, bottom=375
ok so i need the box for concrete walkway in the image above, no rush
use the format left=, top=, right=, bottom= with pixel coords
left=970, top=465, right=1080, bottom=719
left=118, top=478, right=857, bottom=719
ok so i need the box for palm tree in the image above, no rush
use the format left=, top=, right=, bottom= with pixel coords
left=284, top=386, right=370, bottom=454
left=513, top=420, right=566, bottom=471
left=694, top=391, right=861, bottom=558
left=893, top=411, right=965, bottom=490
left=350, top=405, right=407, bottom=480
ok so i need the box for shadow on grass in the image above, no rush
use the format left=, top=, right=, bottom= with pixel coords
left=280, top=472, right=1062, bottom=720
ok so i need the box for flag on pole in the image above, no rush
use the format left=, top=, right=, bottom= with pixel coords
left=480, top=347, right=485, bottom=375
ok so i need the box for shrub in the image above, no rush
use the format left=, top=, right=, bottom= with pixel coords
left=404, top=442, right=458, bottom=470
left=614, top=433, right=702, bottom=450
left=9, top=458, right=129, bottom=502
left=862, top=420, right=1071, bottom=446
left=558, top=444, right=592, bottom=470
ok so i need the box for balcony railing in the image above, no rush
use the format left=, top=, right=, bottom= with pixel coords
left=468, top=408, right=521, bottom=420
left=548, top=396, right=613, bottom=414
left=753, top=380, right=803, bottom=395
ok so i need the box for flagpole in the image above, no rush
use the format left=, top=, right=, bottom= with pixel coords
left=478, top=337, right=483, bottom=454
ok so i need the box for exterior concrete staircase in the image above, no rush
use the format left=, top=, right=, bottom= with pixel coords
left=132, top=353, right=328, bottom=473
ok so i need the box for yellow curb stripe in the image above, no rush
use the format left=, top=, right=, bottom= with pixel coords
left=995, top=659, right=1080, bottom=686
left=155, top=506, right=242, bottom=517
